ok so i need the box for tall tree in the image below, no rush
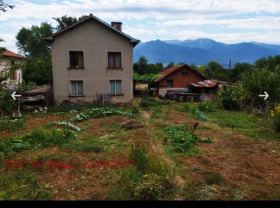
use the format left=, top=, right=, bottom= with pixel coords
left=53, top=15, right=88, bottom=31
left=16, top=22, right=53, bottom=57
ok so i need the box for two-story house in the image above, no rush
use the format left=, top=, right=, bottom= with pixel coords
left=0, top=49, right=26, bottom=85
left=43, top=14, right=140, bottom=105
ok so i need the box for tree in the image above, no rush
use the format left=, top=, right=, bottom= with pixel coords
left=22, top=54, right=52, bottom=85
left=165, top=62, right=174, bottom=69
left=53, top=15, right=88, bottom=31
left=16, top=22, right=53, bottom=57
left=0, top=0, right=15, bottom=42
left=242, top=68, right=280, bottom=106
left=231, top=62, right=253, bottom=83
left=134, top=56, right=148, bottom=75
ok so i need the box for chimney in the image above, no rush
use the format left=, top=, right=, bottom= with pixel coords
left=111, top=22, right=122, bottom=32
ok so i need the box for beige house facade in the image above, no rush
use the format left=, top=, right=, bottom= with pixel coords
left=0, top=50, right=26, bottom=85
left=44, top=14, right=140, bottom=105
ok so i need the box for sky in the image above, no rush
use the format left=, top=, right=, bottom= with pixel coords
left=0, top=0, right=280, bottom=53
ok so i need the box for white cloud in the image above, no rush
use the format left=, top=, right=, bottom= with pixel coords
left=1, top=0, right=280, bottom=52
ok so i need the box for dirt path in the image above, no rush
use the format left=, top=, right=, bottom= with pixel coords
left=142, top=110, right=186, bottom=200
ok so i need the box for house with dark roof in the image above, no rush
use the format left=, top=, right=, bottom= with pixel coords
left=43, top=14, right=140, bottom=105
left=0, top=49, right=27, bottom=85
left=151, top=64, right=235, bottom=101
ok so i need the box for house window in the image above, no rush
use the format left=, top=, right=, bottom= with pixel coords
left=182, top=71, right=188, bottom=76
left=71, top=81, right=83, bottom=95
left=69, top=51, right=84, bottom=69
left=167, top=80, right=173, bottom=88
left=110, top=80, right=122, bottom=94
left=108, top=52, right=121, bottom=69
left=10, top=69, right=17, bottom=80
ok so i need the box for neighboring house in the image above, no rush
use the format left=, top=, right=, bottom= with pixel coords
left=151, top=64, right=235, bottom=101
left=43, top=13, right=140, bottom=105
left=0, top=49, right=26, bottom=85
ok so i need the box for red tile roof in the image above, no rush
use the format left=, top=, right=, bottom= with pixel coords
left=154, top=64, right=207, bottom=83
left=2, top=50, right=27, bottom=59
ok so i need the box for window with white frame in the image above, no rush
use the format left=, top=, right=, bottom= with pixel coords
left=71, top=81, right=83, bottom=95
left=110, top=80, right=122, bottom=94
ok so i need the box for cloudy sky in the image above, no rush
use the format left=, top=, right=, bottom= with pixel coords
left=0, top=0, right=280, bottom=53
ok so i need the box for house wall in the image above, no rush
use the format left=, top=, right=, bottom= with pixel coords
left=155, top=66, right=204, bottom=97
left=51, top=19, right=134, bottom=104
left=0, top=57, right=23, bottom=84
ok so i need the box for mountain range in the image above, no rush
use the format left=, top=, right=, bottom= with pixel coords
left=133, top=38, right=280, bottom=67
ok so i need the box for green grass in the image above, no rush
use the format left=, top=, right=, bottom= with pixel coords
left=0, top=168, right=53, bottom=200
left=206, top=110, right=280, bottom=140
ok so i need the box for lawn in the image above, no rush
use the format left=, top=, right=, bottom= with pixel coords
left=0, top=99, right=280, bottom=200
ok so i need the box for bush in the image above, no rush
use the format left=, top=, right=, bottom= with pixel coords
left=133, top=174, right=164, bottom=200
left=216, top=86, right=248, bottom=111
left=198, top=101, right=214, bottom=112
left=0, top=89, right=17, bottom=114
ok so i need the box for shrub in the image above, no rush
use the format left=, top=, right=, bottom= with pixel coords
left=133, top=174, right=164, bottom=200
left=0, top=89, right=17, bottom=114
left=216, top=86, right=248, bottom=111
left=198, top=101, right=214, bottom=112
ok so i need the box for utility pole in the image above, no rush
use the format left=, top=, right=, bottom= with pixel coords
left=228, top=58, right=231, bottom=82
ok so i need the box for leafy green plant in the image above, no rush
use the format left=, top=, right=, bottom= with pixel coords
left=164, top=124, right=212, bottom=152
left=0, top=127, right=76, bottom=154
left=194, top=109, right=208, bottom=121
left=72, top=107, right=133, bottom=122
left=0, top=117, right=27, bottom=132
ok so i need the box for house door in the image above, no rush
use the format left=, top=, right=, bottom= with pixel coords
left=167, top=80, right=173, bottom=88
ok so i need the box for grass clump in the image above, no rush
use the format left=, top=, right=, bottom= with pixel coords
left=204, top=171, right=225, bottom=185
left=107, top=144, right=174, bottom=200
left=0, top=127, right=76, bottom=154
left=0, top=117, right=27, bottom=132
left=140, top=97, right=171, bottom=108
left=0, top=168, right=53, bottom=200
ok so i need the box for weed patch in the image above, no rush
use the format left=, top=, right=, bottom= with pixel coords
left=164, top=124, right=212, bottom=153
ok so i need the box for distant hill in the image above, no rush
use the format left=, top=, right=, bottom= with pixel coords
left=133, top=38, right=280, bottom=67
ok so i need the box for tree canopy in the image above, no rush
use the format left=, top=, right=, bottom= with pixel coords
left=16, top=22, right=53, bottom=57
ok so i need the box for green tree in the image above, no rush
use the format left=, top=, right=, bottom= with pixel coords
left=134, top=56, right=148, bottom=75
left=165, top=61, right=174, bottom=69
left=242, top=68, right=280, bottom=106
left=53, top=15, right=88, bottom=31
left=231, top=62, right=253, bottom=83
left=16, top=22, right=53, bottom=57
left=22, top=54, right=52, bottom=85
